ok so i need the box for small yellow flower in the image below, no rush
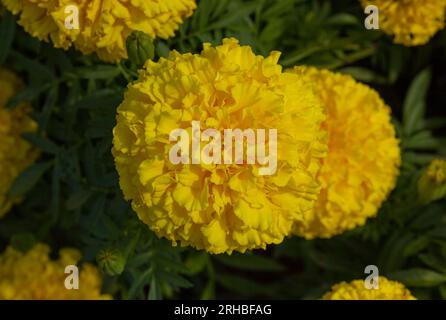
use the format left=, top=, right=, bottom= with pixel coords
left=0, top=243, right=111, bottom=300
left=322, top=277, right=415, bottom=300
left=113, top=38, right=327, bottom=254
left=0, top=68, right=39, bottom=218
left=289, top=67, right=401, bottom=239
left=418, top=159, right=446, bottom=204
left=360, top=0, right=446, bottom=46
left=1, top=0, right=197, bottom=63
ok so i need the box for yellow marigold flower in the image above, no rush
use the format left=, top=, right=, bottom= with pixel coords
left=418, top=159, right=446, bottom=204
left=1, top=0, right=197, bottom=63
left=360, top=0, right=446, bottom=46
left=289, top=67, right=401, bottom=239
left=0, top=243, right=111, bottom=300
left=112, top=38, right=327, bottom=254
left=0, top=68, right=39, bottom=218
left=322, top=277, right=415, bottom=300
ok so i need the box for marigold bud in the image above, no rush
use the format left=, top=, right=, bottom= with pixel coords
left=126, top=31, right=155, bottom=68
left=10, top=233, right=36, bottom=253
left=96, top=248, right=126, bottom=276
left=418, top=159, right=446, bottom=204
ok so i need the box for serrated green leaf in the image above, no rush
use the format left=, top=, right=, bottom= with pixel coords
left=65, top=188, right=92, bottom=210
left=206, top=2, right=258, bottom=30
left=0, top=12, right=16, bottom=64
left=403, top=69, right=432, bottom=136
left=22, top=133, right=59, bottom=154
left=73, top=65, right=120, bottom=80
left=7, top=83, right=52, bottom=109
left=148, top=275, right=162, bottom=300
left=8, top=162, right=53, bottom=198
left=389, top=268, right=446, bottom=287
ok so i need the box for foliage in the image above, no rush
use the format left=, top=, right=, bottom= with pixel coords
left=1, top=0, right=446, bottom=299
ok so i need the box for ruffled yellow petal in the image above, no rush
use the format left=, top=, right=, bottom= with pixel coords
left=322, top=277, right=415, bottom=300
left=361, top=0, right=446, bottom=46
left=1, top=0, right=197, bottom=63
left=289, top=67, right=401, bottom=239
left=0, top=243, right=111, bottom=300
left=0, top=68, right=39, bottom=218
left=113, top=38, right=328, bottom=254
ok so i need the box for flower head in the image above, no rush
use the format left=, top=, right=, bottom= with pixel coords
left=418, top=159, right=446, bottom=204
left=113, top=38, right=327, bottom=254
left=1, top=0, right=197, bottom=63
left=0, top=68, right=39, bottom=218
left=360, top=0, right=446, bottom=46
left=322, top=277, right=415, bottom=300
left=289, top=67, right=400, bottom=239
left=0, top=243, right=111, bottom=299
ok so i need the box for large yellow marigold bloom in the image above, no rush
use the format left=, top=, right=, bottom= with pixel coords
left=1, top=0, right=197, bottom=63
left=0, top=68, right=39, bottom=218
left=360, top=0, right=446, bottom=46
left=322, top=277, right=415, bottom=300
left=112, top=38, right=327, bottom=254
left=289, top=67, right=400, bottom=239
left=0, top=243, right=111, bottom=300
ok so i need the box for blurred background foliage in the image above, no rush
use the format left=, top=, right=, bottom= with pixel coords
left=1, top=0, right=446, bottom=299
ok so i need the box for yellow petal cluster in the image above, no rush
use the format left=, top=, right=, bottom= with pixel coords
left=1, top=0, right=197, bottom=63
left=112, top=38, right=327, bottom=254
left=0, top=243, right=111, bottom=300
left=360, top=0, right=446, bottom=46
left=289, top=67, right=400, bottom=239
left=0, top=68, right=39, bottom=218
left=322, top=277, right=415, bottom=300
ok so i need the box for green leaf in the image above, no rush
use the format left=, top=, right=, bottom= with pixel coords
left=0, top=12, right=16, bottom=64
left=65, top=189, right=93, bottom=210
left=389, top=268, right=446, bottom=287
left=419, top=254, right=446, bottom=273
left=7, top=83, right=52, bottom=109
left=403, top=237, right=430, bottom=258
left=440, top=285, right=446, bottom=299
left=10, top=233, right=36, bottom=253
left=185, top=252, right=209, bottom=275
left=206, top=2, right=258, bottom=30
left=402, top=130, right=440, bottom=150
left=73, top=89, right=122, bottom=109
left=339, top=67, right=387, bottom=84
left=148, top=275, right=162, bottom=300
left=12, top=50, right=54, bottom=81
left=73, top=65, right=120, bottom=80
left=8, top=162, right=53, bottom=198
left=22, top=133, right=59, bottom=154
left=160, top=270, right=193, bottom=289
left=200, top=280, right=215, bottom=300
left=403, top=68, right=432, bottom=136
left=326, top=13, right=359, bottom=26
left=128, top=268, right=152, bottom=299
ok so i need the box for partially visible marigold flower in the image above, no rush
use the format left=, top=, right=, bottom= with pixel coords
left=112, top=38, right=327, bottom=254
left=0, top=243, right=111, bottom=300
left=360, top=0, right=446, bottom=46
left=0, top=68, right=39, bottom=218
left=322, top=277, right=415, bottom=300
left=289, top=67, right=401, bottom=239
left=418, top=159, right=446, bottom=204
left=1, top=0, right=197, bottom=63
